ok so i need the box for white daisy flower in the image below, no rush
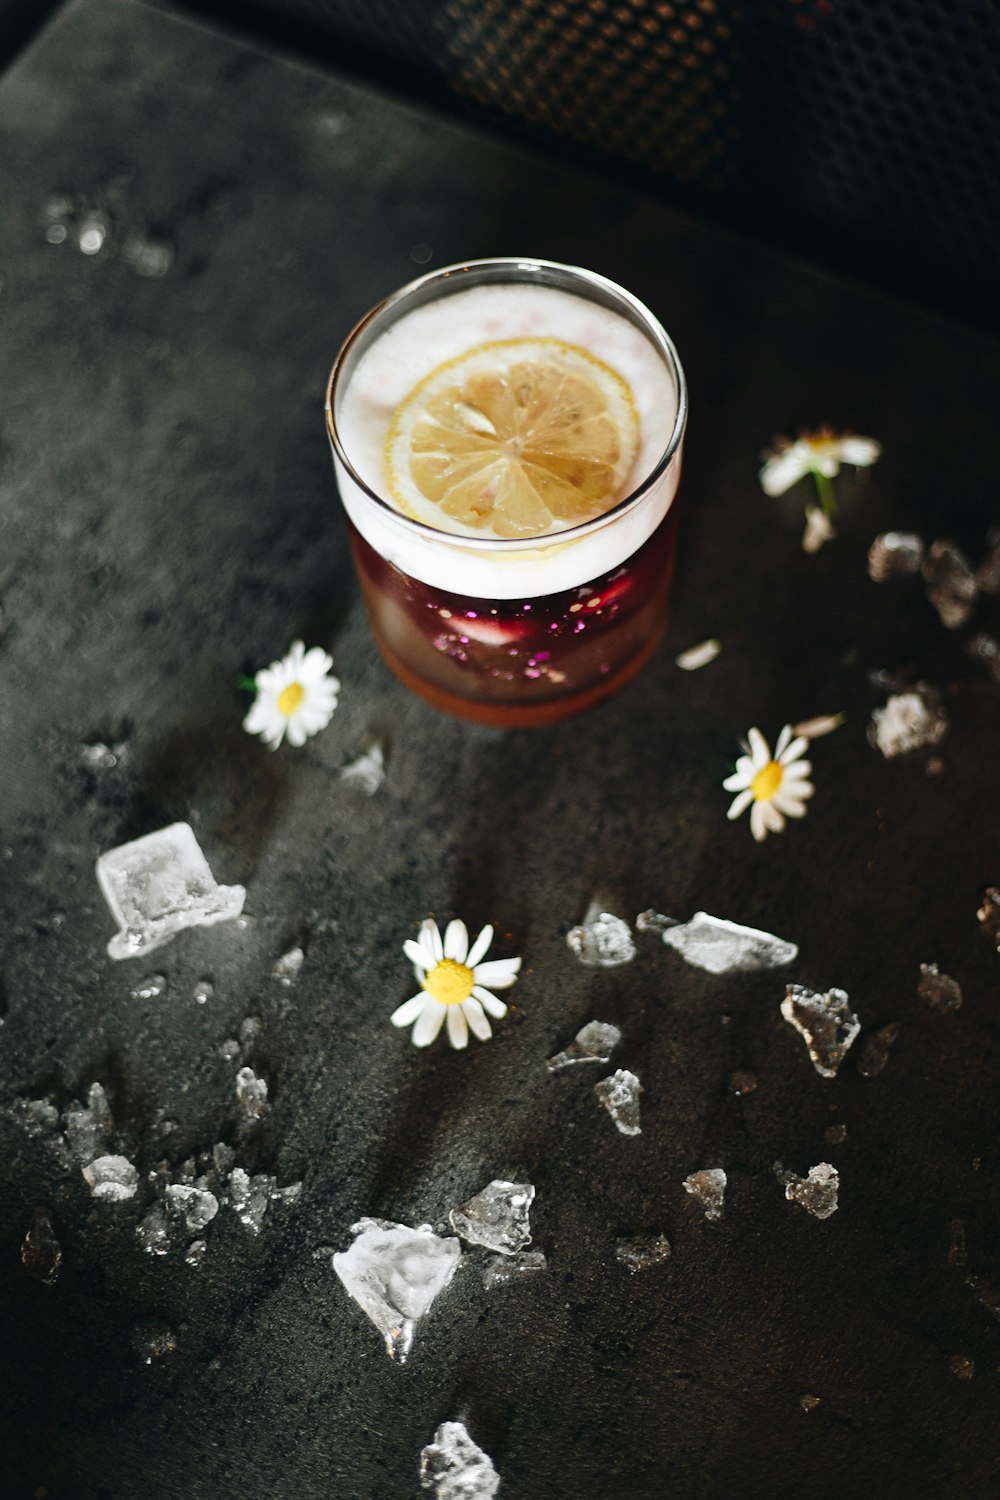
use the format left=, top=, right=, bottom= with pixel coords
left=243, top=640, right=340, bottom=749
left=390, top=918, right=521, bottom=1050
left=723, top=725, right=814, bottom=842
left=759, top=428, right=881, bottom=498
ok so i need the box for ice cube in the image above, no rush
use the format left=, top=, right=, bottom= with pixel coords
left=271, top=946, right=305, bottom=986
left=825, top=1123, right=848, bottom=1146
left=566, top=905, right=636, bottom=967
left=338, top=742, right=386, bottom=796
left=235, top=1066, right=269, bottom=1119
left=80, top=739, right=127, bottom=771
left=675, top=638, right=721, bottom=671
left=136, top=1204, right=171, bottom=1255
left=121, top=232, right=174, bottom=278
left=977, top=528, right=1000, bottom=594
left=62, top=1082, right=114, bottom=1163
left=923, top=539, right=978, bottom=628
left=594, top=1069, right=642, bottom=1135
left=482, top=1250, right=547, bottom=1289
left=662, top=913, right=798, bottom=974
left=799, top=1394, right=822, bottom=1412
left=546, top=1020, right=622, bottom=1072
left=950, top=1354, right=975, bottom=1381
left=781, top=985, right=860, bottom=1077
left=83, top=1154, right=139, bottom=1201
left=13, top=1098, right=60, bottom=1135
left=185, top=1238, right=207, bottom=1268
left=683, top=1168, right=727, bottom=1221
left=857, top=1022, right=901, bottom=1078
left=96, top=822, right=246, bottom=959
left=165, top=1184, right=220, bottom=1233
left=192, top=978, right=214, bottom=1004
left=614, top=1234, right=671, bottom=1272
left=133, top=1324, right=177, bottom=1363
left=917, top=963, right=963, bottom=1013
left=129, top=973, right=166, bottom=1000
left=419, top=1421, right=499, bottom=1499
left=228, top=1167, right=273, bottom=1234
left=333, top=1218, right=462, bottom=1362
left=965, top=633, right=1000, bottom=684
left=978, top=887, right=1000, bottom=948
left=449, top=1180, right=534, bottom=1254
left=21, top=1207, right=62, bottom=1284
left=784, top=1163, right=839, bottom=1219
left=868, top=691, right=948, bottom=758
left=867, top=531, right=925, bottom=581
left=635, top=909, right=679, bottom=935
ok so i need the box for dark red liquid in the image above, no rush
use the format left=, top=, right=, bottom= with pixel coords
left=348, top=503, right=679, bottom=726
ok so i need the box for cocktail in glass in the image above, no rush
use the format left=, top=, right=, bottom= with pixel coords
left=326, top=259, right=686, bottom=728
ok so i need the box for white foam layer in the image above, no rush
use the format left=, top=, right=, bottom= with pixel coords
left=333, top=282, right=682, bottom=598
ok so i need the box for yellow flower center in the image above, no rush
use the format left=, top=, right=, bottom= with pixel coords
left=423, top=958, right=475, bottom=1006
left=751, top=760, right=784, bottom=802
left=277, top=682, right=305, bottom=717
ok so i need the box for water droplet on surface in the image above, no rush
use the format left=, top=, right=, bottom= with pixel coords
left=410, top=242, right=433, bottom=264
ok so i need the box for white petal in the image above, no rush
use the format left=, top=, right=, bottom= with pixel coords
left=838, top=435, right=880, bottom=467
left=446, top=1005, right=468, bottom=1049
left=774, top=724, right=793, bottom=758
left=722, top=770, right=751, bottom=792
left=443, top=919, right=469, bottom=963
left=472, top=957, right=521, bottom=989
left=465, top=924, right=494, bottom=968
left=472, top=986, right=508, bottom=1020
left=747, top=727, right=771, bottom=768
left=759, top=445, right=809, bottom=496
left=773, top=794, right=808, bottom=818
left=727, top=788, right=754, bottom=821
left=390, top=994, right=426, bottom=1028
left=420, top=919, right=444, bottom=963
left=813, top=453, right=840, bottom=479
left=779, top=735, right=808, bottom=766
left=402, top=938, right=428, bottom=972
left=793, top=713, right=844, bottom=740
left=761, top=800, right=786, bottom=834
left=286, top=717, right=309, bottom=748
left=300, top=646, right=335, bottom=679
left=243, top=699, right=276, bottom=735
left=750, top=801, right=769, bottom=842
left=802, top=505, right=836, bottom=553
left=783, top=779, right=814, bottom=801
left=286, top=640, right=306, bottom=669
left=462, top=997, right=492, bottom=1042
left=412, top=1001, right=445, bottom=1048
left=781, top=760, right=813, bottom=782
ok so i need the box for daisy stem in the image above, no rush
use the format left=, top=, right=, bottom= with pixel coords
left=811, top=468, right=838, bottom=520
left=237, top=675, right=258, bottom=693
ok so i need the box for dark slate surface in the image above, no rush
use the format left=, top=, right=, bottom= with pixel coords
left=2, top=2, right=1000, bottom=1496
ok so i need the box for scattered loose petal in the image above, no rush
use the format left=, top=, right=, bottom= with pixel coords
left=243, top=640, right=340, bottom=749
left=759, top=428, right=881, bottom=497
left=724, top=725, right=814, bottom=841
left=792, top=713, right=845, bottom=740
left=802, top=503, right=836, bottom=553
left=392, top=918, right=520, bottom=1050
left=675, top=638, right=721, bottom=671
left=868, top=531, right=925, bottom=581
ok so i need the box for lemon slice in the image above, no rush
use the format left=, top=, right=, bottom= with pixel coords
left=385, top=338, right=639, bottom=538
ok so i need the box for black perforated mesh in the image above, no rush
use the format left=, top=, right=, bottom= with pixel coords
left=185, top=0, right=1000, bottom=326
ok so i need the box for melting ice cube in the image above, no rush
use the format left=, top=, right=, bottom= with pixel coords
left=857, top=1022, right=901, bottom=1078
left=635, top=910, right=679, bottom=935
left=868, top=692, right=947, bottom=758
left=449, top=1181, right=534, bottom=1254
left=683, top=1168, right=727, bottom=1221
left=482, top=1250, right=547, bottom=1289
left=867, top=531, right=925, bottom=581
left=129, top=974, right=166, bottom=1001
left=96, top=822, right=245, bottom=960
left=133, top=1324, right=177, bottom=1363
left=63, top=1082, right=114, bottom=1163
left=165, top=1184, right=220, bottom=1233
left=614, top=1234, right=671, bottom=1272
left=185, top=1238, right=207, bottom=1268
left=333, top=1218, right=461, bottom=1362
left=917, top=963, right=963, bottom=1013
left=594, top=1069, right=642, bottom=1135
left=662, top=913, right=798, bottom=974
left=783, top=1163, right=839, bottom=1220
left=21, top=1208, right=62, bottom=1284
left=781, top=985, right=860, bottom=1077
left=419, top=1421, right=499, bottom=1499
left=338, top=742, right=386, bottom=796
left=82, top=1154, right=139, bottom=1201
left=136, top=1204, right=171, bottom=1255
left=566, top=905, right=636, bottom=967
left=546, top=1020, right=621, bottom=1072
left=235, top=1066, right=269, bottom=1119
left=923, top=539, right=978, bottom=628
left=271, top=947, right=304, bottom=986
left=228, top=1167, right=273, bottom=1234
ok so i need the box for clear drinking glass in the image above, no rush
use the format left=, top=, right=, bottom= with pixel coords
left=325, top=259, right=687, bottom=727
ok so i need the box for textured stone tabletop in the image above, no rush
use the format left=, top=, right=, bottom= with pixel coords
left=1, top=1, right=1000, bottom=1496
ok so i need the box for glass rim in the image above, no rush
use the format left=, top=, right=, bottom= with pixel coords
left=324, top=257, right=688, bottom=553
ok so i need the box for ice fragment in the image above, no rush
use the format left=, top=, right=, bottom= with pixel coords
left=976, top=888, right=1000, bottom=948
left=965, top=1274, right=1000, bottom=1323
left=14, top=1098, right=60, bottom=1135
left=546, top=1020, right=621, bottom=1071
left=867, top=531, right=925, bottom=581
left=83, top=1154, right=139, bottom=1201
left=615, top=1234, right=671, bottom=1272
left=129, top=973, right=166, bottom=1000
left=825, top=1123, right=848, bottom=1146
left=80, top=739, right=127, bottom=771
left=63, top=1082, right=114, bottom=1162
left=333, top=1218, right=461, bottom=1362
left=228, top=1167, right=273, bottom=1234
left=784, top=1163, right=839, bottom=1219
left=635, top=909, right=679, bottom=935
left=663, top=912, right=797, bottom=974
left=136, top=1204, right=171, bottom=1255
left=21, top=1208, right=62, bottom=1284
left=781, top=985, right=859, bottom=1077
left=482, top=1250, right=547, bottom=1289
left=857, top=1021, right=901, bottom=1078
left=918, top=963, right=962, bottom=1013
left=419, top=1421, right=499, bottom=1499
left=185, top=1238, right=207, bottom=1268
left=133, top=1324, right=177, bottom=1363
left=235, top=1066, right=268, bottom=1119
left=728, top=1069, right=758, bottom=1096
left=799, top=1394, right=822, bottom=1412
left=165, top=1184, right=220, bottom=1232
left=868, top=691, right=948, bottom=758
left=566, top=905, right=636, bottom=967
left=683, top=1168, right=727, bottom=1221
left=450, top=1180, right=534, bottom=1254
left=192, top=978, right=214, bottom=1004
left=965, top=633, right=1000, bottom=684
left=675, top=638, right=720, bottom=671
left=923, top=539, right=978, bottom=628
left=338, top=742, right=386, bottom=795
left=271, top=947, right=304, bottom=986
left=121, top=232, right=174, bottom=278
left=594, top=1069, right=642, bottom=1135
left=96, top=822, right=245, bottom=959
left=950, top=1354, right=975, bottom=1381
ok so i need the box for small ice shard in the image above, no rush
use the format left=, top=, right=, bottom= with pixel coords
left=96, top=822, right=246, bottom=959
left=784, top=1163, right=839, bottom=1219
left=83, top=1154, right=139, bottom=1201
left=977, top=528, right=1000, bottom=594
left=339, top=742, right=386, bottom=795
left=825, top=1123, right=848, bottom=1146
left=857, top=1022, right=901, bottom=1078
left=269, top=1180, right=302, bottom=1207
left=62, top=1082, right=114, bottom=1162
left=594, top=1069, right=642, bottom=1135
left=239, top=1015, right=263, bottom=1052
left=136, top=1204, right=171, bottom=1255
left=728, top=1069, right=758, bottom=1096
left=546, top=1020, right=622, bottom=1072
left=228, top=1167, right=273, bottom=1234
left=978, top=888, right=1000, bottom=948
left=950, top=1354, right=975, bottom=1381
left=566, top=905, right=636, bottom=967
left=868, top=691, right=948, bottom=758
left=212, top=1141, right=236, bottom=1176
left=675, top=638, right=720, bottom=671
left=965, top=632, right=1000, bottom=684
left=781, top=985, right=860, bottom=1077
left=867, top=531, right=925, bottom=581
left=449, top=1180, right=534, bottom=1254
left=683, top=1168, right=727, bottom=1221
left=219, top=1038, right=240, bottom=1061
left=80, top=739, right=127, bottom=771
left=235, top=1066, right=269, bottom=1119
left=420, top=1421, right=499, bottom=1499
left=21, top=1208, right=62, bottom=1284
left=662, top=912, right=797, bottom=974
left=133, top=1325, right=177, bottom=1364
left=482, top=1250, right=547, bottom=1289
left=165, top=1184, right=220, bottom=1233
left=615, top=1234, right=672, bottom=1272
left=271, top=946, right=304, bottom=986
left=185, top=1239, right=207, bottom=1268
left=333, top=1218, right=461, bottom=1362
left=192, top=978, right=214, bottom=1005
left=917, top=963, right=963, bottom=1013
left=799, top=1394, right=822, bottom=1412
left=635, top=909, right=679, bottom=935
left=121, top=232, right=174, bottom=278
left=130, top=973, right=166, bottom=1001
left=14, top=1098, right=60, bottom=1135
left=923, top=539, right=978, bottom=628
left=947, top=1219, right=968, bottom=1269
